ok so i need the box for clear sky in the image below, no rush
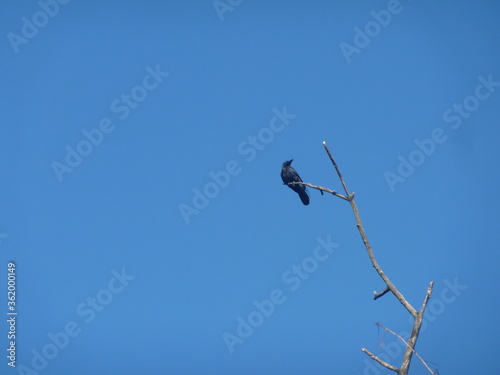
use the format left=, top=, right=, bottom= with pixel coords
left=1, top=1, right=499, bottom=374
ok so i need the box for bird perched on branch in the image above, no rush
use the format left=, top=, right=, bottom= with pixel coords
left=281, top=159, right=309, bottom=205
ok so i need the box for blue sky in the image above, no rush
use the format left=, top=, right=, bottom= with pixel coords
left=1, top=1, right=499, bottom=374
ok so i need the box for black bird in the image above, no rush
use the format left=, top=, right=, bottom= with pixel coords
left=281, top=159, right=309, bottom=205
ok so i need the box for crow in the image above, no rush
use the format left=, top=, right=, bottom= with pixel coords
left=281, top=159, right=309, bottom=205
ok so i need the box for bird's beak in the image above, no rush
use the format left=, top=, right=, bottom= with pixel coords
left=288, top=159, right=293, bottom=163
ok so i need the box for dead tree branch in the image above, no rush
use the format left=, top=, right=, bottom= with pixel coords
left=361, top=348, right=399, bottom=372
left=399, top=281, right=435, bottom=375
left=377, top=321, right=436, bottom=375
left=373, top=287, right=391, bottom=300
left=286, top=181, right=349, bottom=201
left=321, top=141, right=417, bottom=317
left=299, top=141, right=436, bottom=375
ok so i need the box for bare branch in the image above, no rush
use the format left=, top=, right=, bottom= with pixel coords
left=361, top=348, right=399, bottom=372
left=377, top=322, right=436, bottom=375
left=373, top=287, right=390, bottom=300
left=296, top=141, right=435, bottom=374
left=400, top=281, right=435, bottom=374
left=286, top=181, right=349, bottom=201
left=322, top=141, right=350, bottom=197
left=420, top=281, right=434, bottom=311
left=322, top=141, right=417, bottom=317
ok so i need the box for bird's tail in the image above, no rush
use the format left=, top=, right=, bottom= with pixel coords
left=298, top=189, right=310, bottom=205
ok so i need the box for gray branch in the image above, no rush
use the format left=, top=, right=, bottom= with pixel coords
left=361, top=348, right=399, bottom=372
left=286, top=181, right=349, bottom=201
left=310, top=141, right=436, bottom=375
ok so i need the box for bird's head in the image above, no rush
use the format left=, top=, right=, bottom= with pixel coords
left=282, top=159, right=293, bottom=167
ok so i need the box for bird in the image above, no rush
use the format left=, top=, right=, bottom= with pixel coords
left=281, top=159, right=309, bottom=205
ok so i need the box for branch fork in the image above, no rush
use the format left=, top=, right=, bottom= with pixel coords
left=301, top=141, right=436, bottom=375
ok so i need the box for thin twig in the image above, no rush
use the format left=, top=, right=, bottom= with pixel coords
left=373, top=287, right=390, bottom=300
left=420, top=281, right=434, bottom=311
left=322, top=141, right=417, bottom=317
left=361, top=348, right=399, bottom=372
left=377, top=322, right=436, bottom=375
left=322, top=141, right=350, bottom=197
left=286, top=181, right=349, bottom=201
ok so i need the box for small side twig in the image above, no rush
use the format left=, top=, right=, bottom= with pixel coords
left=361, top=348, right=398, bottom=372
left=287, top=181, right=349, bottom=201
left=373, top=287, right=390, bottom=300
